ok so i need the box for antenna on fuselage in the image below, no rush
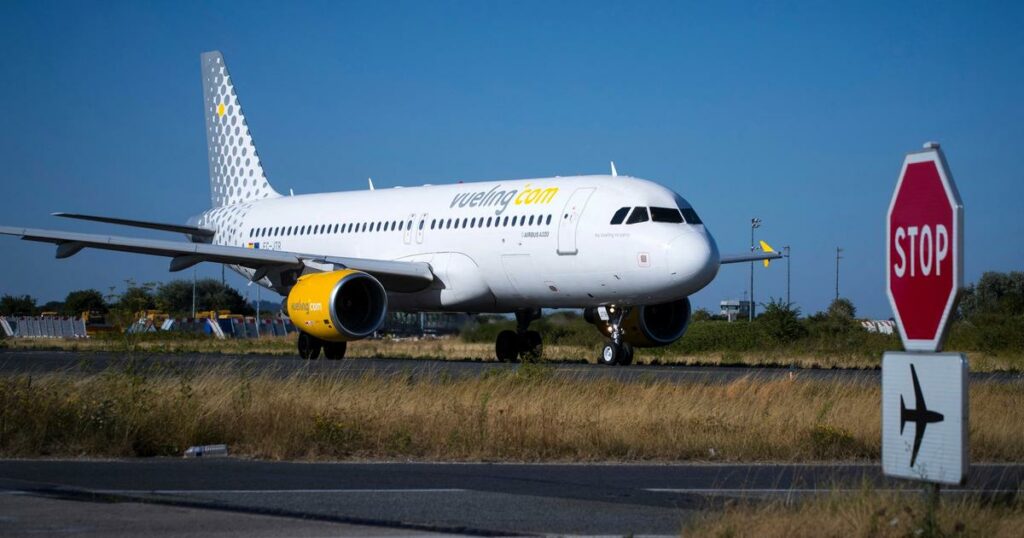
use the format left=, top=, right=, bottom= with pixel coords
left=610, top=161, right=618, bottom=177
left=368, top=178, right=375, bottom=191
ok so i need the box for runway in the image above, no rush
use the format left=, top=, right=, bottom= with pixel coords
left=1, top=350, right=1020, bottom=384
left=1, top=459, right=1021, bottom=536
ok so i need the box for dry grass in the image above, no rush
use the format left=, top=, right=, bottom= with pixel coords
left=1, top=367, right=1021, bottom=462
left=3, top=335, right=1022, bottom=372
left=685, top=488, right=1024, bottom=537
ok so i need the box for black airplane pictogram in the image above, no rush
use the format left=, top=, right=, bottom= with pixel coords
left=900, top=364, right=945, bottom=467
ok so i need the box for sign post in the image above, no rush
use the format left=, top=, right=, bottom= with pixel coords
left=882, top=143, right=967, bottom=500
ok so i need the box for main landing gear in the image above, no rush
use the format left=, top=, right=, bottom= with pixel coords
left=495, top=308, right=543, bottom=362
left=598, top=306, right=634, bottom=366
left=297, top=332, right=347, bottom=360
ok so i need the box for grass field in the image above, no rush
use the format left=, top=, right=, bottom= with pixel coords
left=684, top=488, right=1024, bottom=537
left=3, top=333, right=1022, bottom=372
left=1, top=366, right=1021, bottom=462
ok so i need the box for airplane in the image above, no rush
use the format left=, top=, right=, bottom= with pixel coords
left=900, top=364, right=945, bottom=467
left=0, top=51, right=781, bottom=365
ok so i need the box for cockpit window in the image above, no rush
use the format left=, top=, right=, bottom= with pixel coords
left=680, top=207, right=703, bottom=225
left=625, top=206, right=649, bottom=224
left=650, top=207, right=684, bottom=223
left=609, top=207, right=630, bottom=225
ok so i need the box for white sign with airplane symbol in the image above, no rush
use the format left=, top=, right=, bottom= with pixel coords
left=882, top=352, right=968, bottom=485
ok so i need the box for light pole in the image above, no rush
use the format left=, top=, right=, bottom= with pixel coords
left=783, top=245, right=791, bottom=306
left=835, top=247, right=844, bottom=301
left=749, top=217, right=762, bottom=321
left=191, top=268, right=197, bottom=318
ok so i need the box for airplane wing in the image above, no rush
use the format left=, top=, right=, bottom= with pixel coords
left=720, top=251, right=783, bottom=264
left=0, top=226, right=434, bottom=293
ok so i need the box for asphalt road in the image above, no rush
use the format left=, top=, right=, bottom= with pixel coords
left=2, top=350, right=1021, bottom=384
left=1, top=459, right=1021, bottom=536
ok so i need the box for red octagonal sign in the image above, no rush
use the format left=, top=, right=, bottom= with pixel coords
left=887, top=143, right=964, bottom=352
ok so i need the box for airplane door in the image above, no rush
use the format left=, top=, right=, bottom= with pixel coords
left=556, top=188, right=595, bottom=255
left=416, top=213, right=428, bottom=244
left=403, top=213, right=416, bottom=245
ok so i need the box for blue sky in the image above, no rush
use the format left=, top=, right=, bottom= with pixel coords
left=1, top=1, right=1021, bottom=318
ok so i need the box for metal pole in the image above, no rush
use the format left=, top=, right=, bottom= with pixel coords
left=749, top=218, right=761, bottom=321
left=784, top=246, right=791, bottom=305
left=191, top=269, right=197, bottom=318
left=835, top=247, right=843, bottom=301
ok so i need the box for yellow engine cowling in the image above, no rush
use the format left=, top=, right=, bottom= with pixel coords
left=285, top=269, right=388, bottom=342
left=586, top=298, right=691, bottom=348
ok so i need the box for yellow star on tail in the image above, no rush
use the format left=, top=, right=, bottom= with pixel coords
left=217, top=102, right=225, bottom=117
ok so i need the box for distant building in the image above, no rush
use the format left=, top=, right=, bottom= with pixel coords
left=720, top=300, right=751, bottom=322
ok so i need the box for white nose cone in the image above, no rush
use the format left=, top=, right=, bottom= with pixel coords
left=666, top=230, right=720, bottom=295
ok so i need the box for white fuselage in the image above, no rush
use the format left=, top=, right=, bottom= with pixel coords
left=194, top=175, right=720, bottom=313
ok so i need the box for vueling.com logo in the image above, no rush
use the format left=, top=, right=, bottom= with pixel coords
left=449, top=183, right=559, bottom=216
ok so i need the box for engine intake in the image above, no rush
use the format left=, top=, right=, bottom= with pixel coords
left=286, top=269, right=388, bottom=342
left=585, top=298, right=691, bottom=347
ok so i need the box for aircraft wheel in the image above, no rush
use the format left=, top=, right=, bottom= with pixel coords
left=297, top=332, right=322, bottom=360
left=518, top=330, right=543, bottom=361
left=323, top=341, right=347, bottom=360
left=618, top=342, right=635, bottom=366
left=496, top=330, right=519, bottom=362
left=598, top=341, right=621, bottom=366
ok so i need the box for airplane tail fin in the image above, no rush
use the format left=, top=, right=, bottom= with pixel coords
left=759, top=240, right=776, bottom=268
left=200, top=51, right=280, bottom=208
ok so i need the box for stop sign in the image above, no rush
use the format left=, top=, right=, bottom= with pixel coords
left=886, top=143, right=964, bottom=352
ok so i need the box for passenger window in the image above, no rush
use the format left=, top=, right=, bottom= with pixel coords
left=626, top=207, right=649, bottom=224
left=680, top=208, right=703, bottom=225
left=528, top=215, right=534, bottom=225
left=650, top=207, right=684, bottom=223
left=610, top=207, right=630, bottom=225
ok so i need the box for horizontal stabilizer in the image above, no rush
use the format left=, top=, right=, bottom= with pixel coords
left=720, top=251, right=783, bottom=264
left=53, top=213, right=215, bottom=238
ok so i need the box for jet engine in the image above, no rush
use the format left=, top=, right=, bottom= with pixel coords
left=585, top=298, right=691, bottom=347
left=285, top=269, right=388, bottom=342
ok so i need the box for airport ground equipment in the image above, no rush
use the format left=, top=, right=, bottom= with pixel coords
left=0, top=316, right=88, bottom=338
left=881, top=143, right=967, bottom=531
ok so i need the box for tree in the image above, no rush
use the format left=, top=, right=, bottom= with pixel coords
left=757, top=298, right=807, bottom=342
left=156, top=279, right=253, bottom=316
left=827, top=298, right=856, bottom=320
left=118, top=285, right=157, bottom=313
left=691, top=308, right=715, bottom=322
left=64, top=289, right=108, bottom=315
left=960, top=271, right=1024, bottom=320
left=0, top=295, right=38, bottom=316
left=41, top=301, right=66, bottom=313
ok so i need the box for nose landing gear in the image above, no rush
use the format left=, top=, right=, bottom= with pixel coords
left=597, top=305, right=634, bottom=366
left=495, top=308, right=544, bottom=362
